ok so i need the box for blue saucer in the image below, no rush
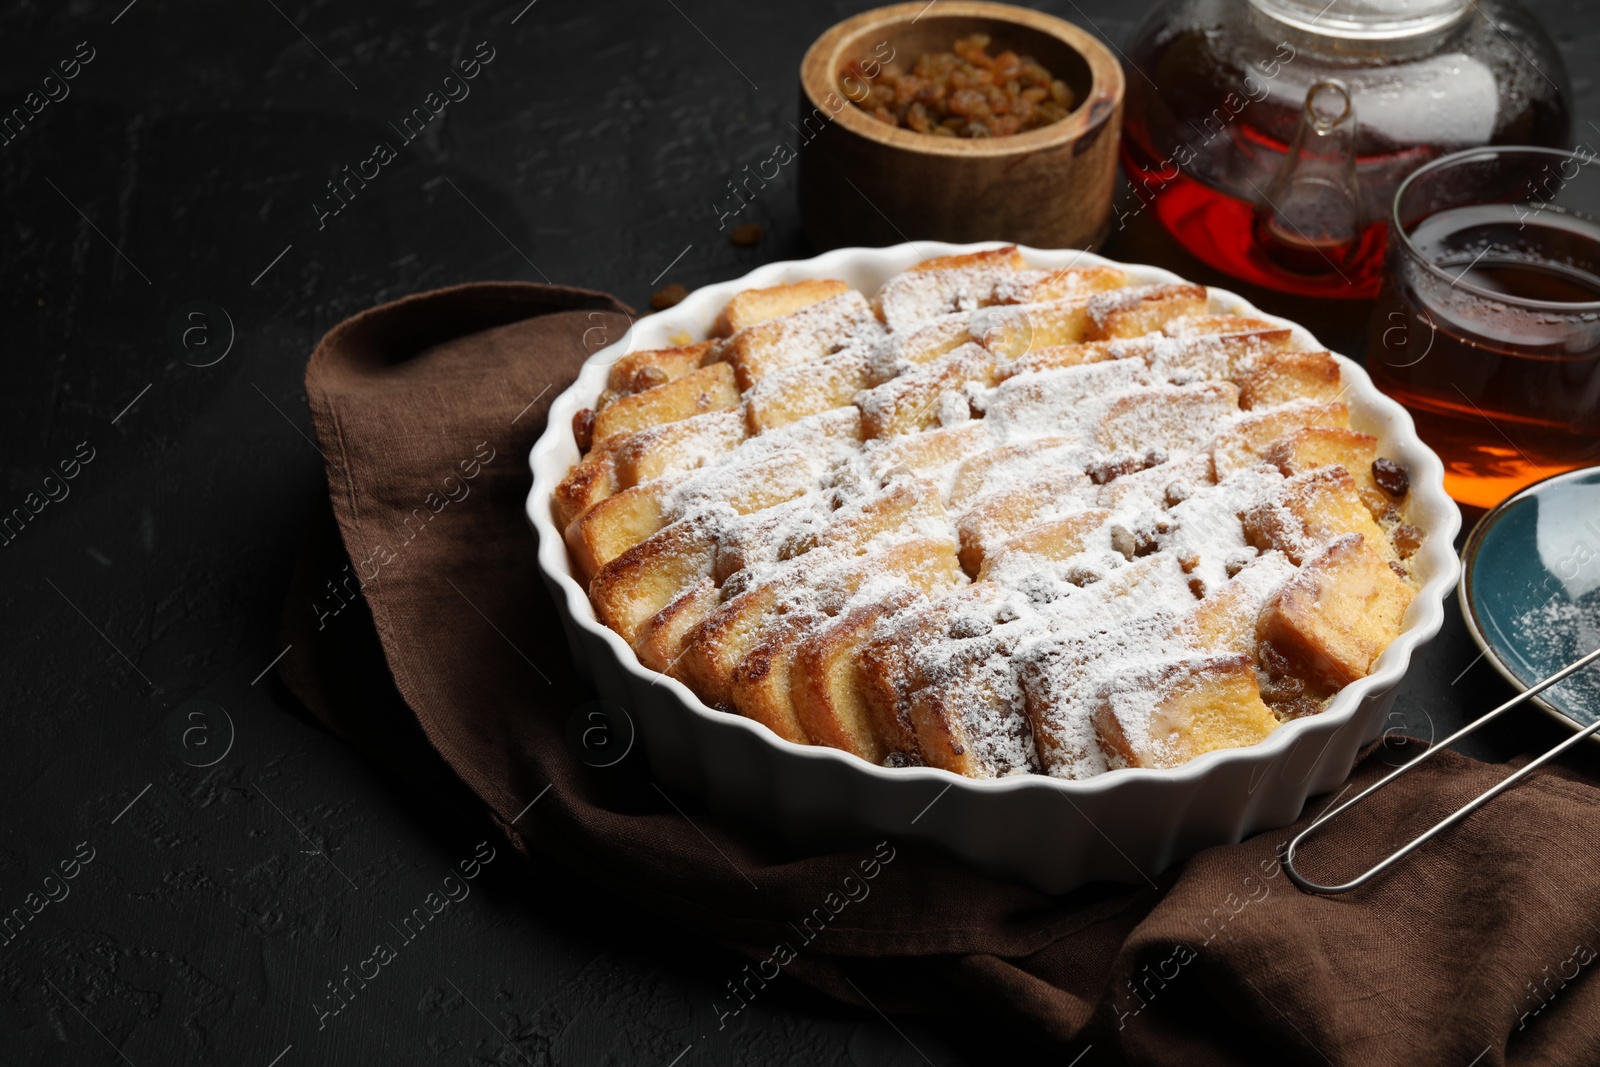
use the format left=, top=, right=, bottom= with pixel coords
left=1460, top=466, right=1600, bottom=728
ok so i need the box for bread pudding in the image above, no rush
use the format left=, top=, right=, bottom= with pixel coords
left=555, top=247, right=1419, bottom=779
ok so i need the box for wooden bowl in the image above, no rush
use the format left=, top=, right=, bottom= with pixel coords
left=797, top=1, right=1124, bottom=252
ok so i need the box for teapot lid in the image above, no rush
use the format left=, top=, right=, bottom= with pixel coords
left=1249, top=0, right=1469, bottom=39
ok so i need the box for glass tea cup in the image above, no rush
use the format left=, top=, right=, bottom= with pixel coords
left=1367, top=146, right=1600, bottom=509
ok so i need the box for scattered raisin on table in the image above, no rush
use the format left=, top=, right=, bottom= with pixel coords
left=651, top=283, right=688, bottom=310
left=729, top=223, right=763, bottom=246
left=1371, top=457, right=1410, bottom=497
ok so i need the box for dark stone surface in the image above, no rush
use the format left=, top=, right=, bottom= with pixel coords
left=0, top=0, right=1594, bottom=1063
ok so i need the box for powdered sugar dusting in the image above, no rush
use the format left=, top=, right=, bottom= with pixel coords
left=735, top=292, right=884, bottom=383
left=876, top=265, right=1020, bottom=332
left=1515, top=593, right=1600, bottom=721
left=572, top=250, right=1417, bottom=779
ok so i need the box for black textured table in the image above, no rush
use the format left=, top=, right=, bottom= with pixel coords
left=1, top=1, right=1594, bottom=1064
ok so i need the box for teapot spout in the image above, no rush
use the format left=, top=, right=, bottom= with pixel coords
left=1252, top=79, right=1365, bottom=279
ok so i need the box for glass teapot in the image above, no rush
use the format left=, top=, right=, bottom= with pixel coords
left=1120, top=0, right=1570, bottom=297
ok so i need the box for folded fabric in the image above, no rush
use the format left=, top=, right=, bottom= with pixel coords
left=279, top=281, right=1600, bottom=1066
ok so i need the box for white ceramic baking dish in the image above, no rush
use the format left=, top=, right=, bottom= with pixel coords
left=527, top=241, right=1461, bottom=893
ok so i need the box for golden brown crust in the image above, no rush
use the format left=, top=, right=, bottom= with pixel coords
left=612, top=410, right=747, bottom=488
left=1095, top=655, right=1280, bottom=770
left=858, top=345, right=996, bottom=438
left=906, top=246, right=1026, bottom=274
left=564, top=474, right=682, bottom=584
left=1210, top=402, right=1350, bottom=478
left=867, top=420, right=991, bottom=478
left=676, top=583, right=783, bottom=710
left=745, top=349, right=871, bottom=433
left=976, top=508, right=1112, bottom=581
left=856, top=612, right=937, bottom=762
left=631, top=578, right=719, bottom=675
left=1086, top=283, right=1209, bottom=339
left=1000, top=265, right=1126, bottom=304
left=1259, top=535, right=1415, bottom=687
left=589, top=515, right=720, bottom=645
left=552, top=447, right=619, bottom=532
left=729, top=613, right=820, bottom=743
left=679, top=534, right=962, bottom=709
left=1162, top=313, right=1284, bottom=338
left=797, top=479, right=947, bottom=560
left=994, top=337, right=1155, bottom=379
left=976, top=297, right=1094, bottom=355
left=883, top=315, right=976, bottom=369
left=1237, top=350, right=1342, bottom=410
left=790, top=592, right=921, bottom=762
left=605, top=341, right=718, bottom=399
left=590, top=362, right=740, bottom=449
left=722, top=292, right=876, bottom=390
left=1263, top=427, right=1388, bottom=519
left=714, top=279, right=850, bottom=338
left=1241, top=466, right=1392, bottom=566
left=954, top=469, right=1090, bottom=576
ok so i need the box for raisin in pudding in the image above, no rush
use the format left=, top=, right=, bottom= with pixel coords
left=555, top=247, right=1419, bottom=778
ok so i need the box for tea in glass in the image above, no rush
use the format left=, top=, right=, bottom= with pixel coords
left=1367, top=147, right=1600, bottom=508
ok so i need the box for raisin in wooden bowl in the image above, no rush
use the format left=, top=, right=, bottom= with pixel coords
left=797, top=1, right=1124, bottom=253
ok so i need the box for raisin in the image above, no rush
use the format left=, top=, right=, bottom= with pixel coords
left=1018, top=573, right=1062, bottom=604
left=1110, top=524, right=1137, bottom=559
left=844, top=35, right=1072, bottom=138
left=1372, top=457, right=1410, bottom=497
left=1391, top=523, right=1423, bottom=558
left=1262, top=674, right=1306, bottom=702
left=572, top=408, right=595, bottom=452
left=1271, top=695, right=1323, bottom=721
left=948, top=614, right=993, bottom=639
left=632, top=364, right=668, bottom=390
left=1086, top=455, right=1134, bottom=485
left=729, top=223, right=763, bottom=247
left=650, top=283, right=688, bottom=310
left=1257, top=640, right=1293, bottom=679
left=1063, top=564, right=1101, bottom=587
left=1087, top=449, right=1165, bottom=485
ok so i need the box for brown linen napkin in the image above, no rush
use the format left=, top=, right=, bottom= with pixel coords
left=280, top=281, right=1600, bottom=1066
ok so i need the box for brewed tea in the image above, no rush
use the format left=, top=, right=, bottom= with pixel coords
left=1369, top=200, right=1600, bottom=507
left=1121, top=0, right=1570, bottom=298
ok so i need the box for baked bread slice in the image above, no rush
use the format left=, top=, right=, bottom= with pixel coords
left=790, top=589, right=923, bottom=763
left=590, top=362, right=740, bottom=449
left=714, top=280, right=850, bottom=337
left=1259, top=534, right=1415, bottom=686
left=1096, top=655, right=1281, bottom=770
left=605, top=341, right=718, bottom=400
